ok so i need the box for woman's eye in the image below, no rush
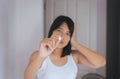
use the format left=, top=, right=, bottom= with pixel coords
left=66, top=32, right=70, bottom=36
left=57, top=29, right=62, bottom=32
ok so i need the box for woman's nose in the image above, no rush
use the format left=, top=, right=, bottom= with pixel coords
left=56, top=33, right=64, bottom=40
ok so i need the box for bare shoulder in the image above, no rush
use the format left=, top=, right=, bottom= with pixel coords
left=29, top=50, right=39, bottom=63
left=71, top=50, right=79, bottom=64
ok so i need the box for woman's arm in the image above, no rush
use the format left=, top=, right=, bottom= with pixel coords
left=24, top=36, right=60, bottom=79
left=72, top=43, right=106, bottom=68
left=71, top=26, right=106, bottom=68
left=24, top=51, right=45, bottom=79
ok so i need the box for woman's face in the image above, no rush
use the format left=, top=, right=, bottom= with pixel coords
left=51, top=22, right=70, bottom=48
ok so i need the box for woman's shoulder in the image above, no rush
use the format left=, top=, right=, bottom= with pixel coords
left=71, top=50, right=80, bottom=57
left=29, top=50, right=39, bottom=62
left=71, top=50, right=79, bottom=64
left=32, top=50, right=39, bottom=54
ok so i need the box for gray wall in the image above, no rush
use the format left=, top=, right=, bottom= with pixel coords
left=0, top=0, right=44, bottom=79
left=96, top=0, right=106, bottom=76
left=0, top=0, right=9, bottom=79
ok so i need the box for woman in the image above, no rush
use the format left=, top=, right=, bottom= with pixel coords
left=24, top=15, right=106, bottom=79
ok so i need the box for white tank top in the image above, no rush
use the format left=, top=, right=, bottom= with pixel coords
left=36, top=54, right=78, bottom=79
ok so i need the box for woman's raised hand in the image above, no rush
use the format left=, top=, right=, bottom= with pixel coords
left=39, top=35, right=61, bottom=58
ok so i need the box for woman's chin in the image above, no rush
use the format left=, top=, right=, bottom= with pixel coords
left=56, top=45, right=66, bottom=49
left=56, top=46, right=63, bottom=49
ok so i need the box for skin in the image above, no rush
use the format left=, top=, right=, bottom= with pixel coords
left=24, top=22, right=106, bottom=79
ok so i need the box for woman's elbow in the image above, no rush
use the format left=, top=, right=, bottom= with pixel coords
left=93, top=59, right=106, bottom=69
left=24, top=70, right=28, bottom=79
left=24, top=69, right=31, bottom=79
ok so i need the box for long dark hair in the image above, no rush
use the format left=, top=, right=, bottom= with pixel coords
left=48, top=15, right=74, bottom=57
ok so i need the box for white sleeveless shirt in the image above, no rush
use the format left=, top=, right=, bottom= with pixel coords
left=36, top=54, right=78, bottom=79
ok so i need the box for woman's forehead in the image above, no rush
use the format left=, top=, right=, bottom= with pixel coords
left=59, top=22, right=69, bottom=32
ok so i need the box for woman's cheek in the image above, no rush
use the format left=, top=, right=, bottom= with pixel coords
left=65, top=37, right=70, bottom=45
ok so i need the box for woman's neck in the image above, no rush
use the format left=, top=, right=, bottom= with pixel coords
left=51, top=48, right=63, bottom=57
